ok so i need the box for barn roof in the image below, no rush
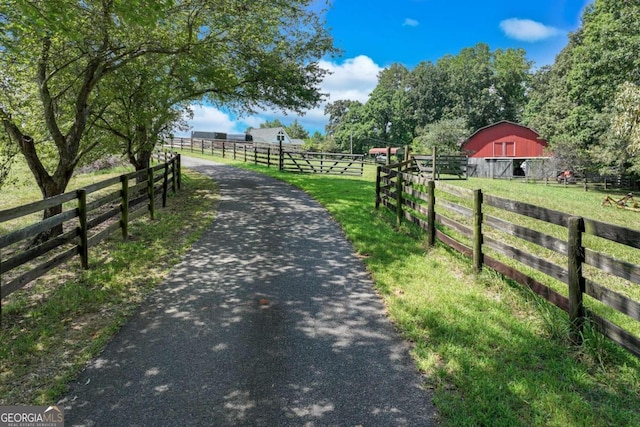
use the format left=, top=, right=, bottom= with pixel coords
left=463, top=120, right=541, bottom=144
left=248, top=127, right=291, bottom=143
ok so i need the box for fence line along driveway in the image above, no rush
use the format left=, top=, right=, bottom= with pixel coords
left=61, top=156, right=436, bottom=426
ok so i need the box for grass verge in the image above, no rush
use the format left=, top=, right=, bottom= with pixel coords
left=177, top=150, right=640, bottom=427
left=0, top=168, right=218, bottom=405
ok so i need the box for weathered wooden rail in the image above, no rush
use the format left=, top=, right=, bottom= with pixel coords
left=166, top=137, right=364, bottom=176
left=412, top=154, right=469, bottom=180
left=0, top=152, right=181, bottom=299
left=376, top=161, right=640, bottom=357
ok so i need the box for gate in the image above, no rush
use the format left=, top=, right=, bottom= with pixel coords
left=281, top=151, right=364, bottom=176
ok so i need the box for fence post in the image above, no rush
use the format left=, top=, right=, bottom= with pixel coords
left=279, top=140, right=283, bottom=171
left=233, top=142, right=237, bottom=160
left=77, top=189, right=89, bottom=269
left=396, top=166, right=403, bottom=227
left=244, top=145, right=247, bottom=162
left=120, top=175, right=129, bottom=240
left=473, top=189, right=483, bottom=274
left=432, top=147, right=438, bottom=180
left=222, top=141, right=226, bottom=158
left=176, top=154, right=181, bottom=190
left=201, top=139, right=204, bottom=154
left=427, top=180, right=435, bottom=247
left=568, top=216, right=585, bottom=345
left=171, top=157, right=176, bottom=193
left=254, top=146, right=257, bottom=165
left=267, top=147, right=271, bottom=167
left=162, top=162, right=168, bottom=208
left=375, top=166, right=382, bottom=209
left=148, top=168, right=155, bottom=220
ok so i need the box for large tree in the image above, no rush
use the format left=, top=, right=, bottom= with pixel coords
left=438, top=43, right=530, bottom=131
left=524, top=0, right=640, bottom=174
left=356, top=43, right=531, bottom=150
left=285, top=120, right=310, bottom=139
left=90, top=58, right=192, bottom=171
left=405, top=61, right=448, bottom=133
left=324, top=100, right=372, bottom=153
left=1, top=0, right=335, bottom=236
left=363, top=63, right=410, bottom=144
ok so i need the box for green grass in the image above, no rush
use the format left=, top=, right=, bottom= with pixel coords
left=177, top=150, right=640, bottom=427
left=0, top=167, right=219, bottom=405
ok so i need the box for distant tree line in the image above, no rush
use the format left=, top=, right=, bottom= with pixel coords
left=323, top=0, right=639, bottom=177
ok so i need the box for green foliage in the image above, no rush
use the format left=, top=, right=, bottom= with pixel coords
left=327, top=43, right=531, bottom=154
left=260, top=119, right=286, bottom=129
left=363, top=63, right=410, bottom=144
left=405, top=61, right=448, bottom=131
left=607, top=81, right=640, bottom=174
left=1, top=0, right=336, bottom=198
left=412, top=118, right=469, bottom=155
left=325, top=100, right=373, bottom=153
left=524, top=0, right=640, bottom=175
left=438, top=43, right=531, bottom=131
left=285, top=119, right=309, bottom=139
left=0, top=130, right=18, bottom=189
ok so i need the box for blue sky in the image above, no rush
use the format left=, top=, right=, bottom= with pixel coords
left=180, top=0, right=592, bottom=137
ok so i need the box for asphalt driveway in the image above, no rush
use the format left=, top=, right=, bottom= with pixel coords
left=61, top=156, right=436, bottom=426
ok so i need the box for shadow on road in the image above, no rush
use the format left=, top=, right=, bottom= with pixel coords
left=61, top=160, right=436, bottom=426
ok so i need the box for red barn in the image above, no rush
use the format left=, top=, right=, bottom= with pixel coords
left=461, top=121, right=553, bottom=179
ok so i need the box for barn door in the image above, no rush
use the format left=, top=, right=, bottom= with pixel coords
left=494, top=160, right=512, bottom=178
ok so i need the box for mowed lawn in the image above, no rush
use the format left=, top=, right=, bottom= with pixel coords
left=177, top=151, right=640, bottom=427
left=2, top=152, right=639, bottom=426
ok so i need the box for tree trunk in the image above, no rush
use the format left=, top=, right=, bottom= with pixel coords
left=1, top=121, right=75, bottom=243
left=126, top=126, right=154, bottom=172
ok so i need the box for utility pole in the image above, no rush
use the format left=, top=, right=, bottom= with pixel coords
left=350, top=131, right=353, bottom=154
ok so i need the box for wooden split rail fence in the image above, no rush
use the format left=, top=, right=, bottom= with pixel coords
left=0, top=152, right=181, bottom=300
left=376, top=160, right=640, bottom=357
left=166, top=137, right=364, bottom=176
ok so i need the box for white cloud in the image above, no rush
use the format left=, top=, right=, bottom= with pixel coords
left=499, top=18, right=562, bottom=42
left=318, top=55, right=382, bottom=104
left=177, top=55, right=383, bottom=136
left=185, top=105, right=237, bottom=133
left=403, top=18, right=419, bottom=27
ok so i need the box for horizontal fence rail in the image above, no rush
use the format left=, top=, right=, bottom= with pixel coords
left=0, top=152, right=181, bottom=299
left=376, top=161, right=640, bottom=358
left=166, top=137, right=364, bottom=177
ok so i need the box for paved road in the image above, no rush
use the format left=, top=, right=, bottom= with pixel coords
left=61, top=157, right=436, bottom=426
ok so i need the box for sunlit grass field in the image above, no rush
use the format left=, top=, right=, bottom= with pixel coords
left=176, top=150, right=640, bottom=427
